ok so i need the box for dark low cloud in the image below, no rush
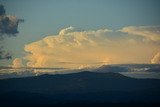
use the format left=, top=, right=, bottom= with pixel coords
left=0, top=46, right=12, bottom=60
left=0, top=4, right=23, bottom=60
left=0, top=5, right=5, bottom=16
left=0, top=4, right=24, bottom=37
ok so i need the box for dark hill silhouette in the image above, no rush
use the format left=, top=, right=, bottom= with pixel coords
left=0, top=71, right=160, bottom=107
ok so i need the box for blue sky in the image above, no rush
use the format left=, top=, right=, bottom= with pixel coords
left=1, top=0, right=160, bottom=67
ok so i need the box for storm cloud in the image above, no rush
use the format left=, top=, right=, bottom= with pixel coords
left=23, top=26, right=160, bottom=68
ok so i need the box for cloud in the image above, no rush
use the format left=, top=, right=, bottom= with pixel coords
left=59, top=26, right=75, bottom=35
left=0, top=46, right=12, bottom=60
left=0, top=4, right=5, bottom=16
left=11, top=58, right=24, bottom=68
left=0, top=4, right=24, bottom=37
left=24, top=27, right=112, bottom=68
left=24, top=26, right=160, bottom=68
left=120, top=26, right=160, bottom=42
left=0, top=15, right=24, bottom=36
left=0, top=4, right=24, bottom=60
left=151, top=52, right=160, bottom=64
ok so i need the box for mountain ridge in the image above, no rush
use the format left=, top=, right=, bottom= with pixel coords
left=0, top=71, right=160, bottom=106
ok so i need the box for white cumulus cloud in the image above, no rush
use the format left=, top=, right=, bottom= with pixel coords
left=12, top=58, right=24, bottom=68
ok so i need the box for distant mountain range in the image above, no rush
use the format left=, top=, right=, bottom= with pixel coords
left=0, top=64, right=160, bottom=79
left=0, top=71, right=160, bottom=107
left=146, top=66, right=160, bottom=72
left=93, top=65, right=129, bottom=72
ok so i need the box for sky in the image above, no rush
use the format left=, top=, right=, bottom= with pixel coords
left=0, top=0, right=160, bottom=68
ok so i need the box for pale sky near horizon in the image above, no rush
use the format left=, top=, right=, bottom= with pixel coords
left=0, top=0, right=160, bottom=68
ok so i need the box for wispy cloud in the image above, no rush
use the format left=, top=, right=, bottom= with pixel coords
left=119, top=26, right=160, bottom=42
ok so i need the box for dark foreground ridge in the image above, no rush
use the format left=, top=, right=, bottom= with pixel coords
left=0, top=71, right=160, bottom=107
